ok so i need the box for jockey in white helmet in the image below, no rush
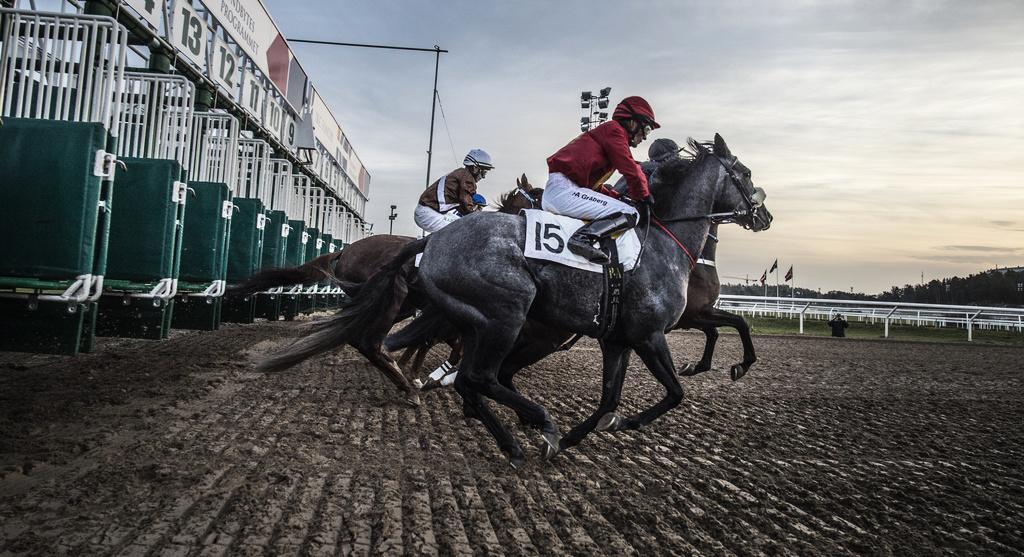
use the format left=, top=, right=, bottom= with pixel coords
left=414, top=149, right=494, bottom=234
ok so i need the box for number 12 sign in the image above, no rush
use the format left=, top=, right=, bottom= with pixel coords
left=212, top=37, right=239, bottom=95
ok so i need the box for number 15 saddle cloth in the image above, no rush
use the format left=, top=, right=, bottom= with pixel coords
left=523, top=209, right=640, bottom=273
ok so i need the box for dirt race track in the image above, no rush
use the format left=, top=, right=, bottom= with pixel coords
left=1, top=317, right=1022, bottom=556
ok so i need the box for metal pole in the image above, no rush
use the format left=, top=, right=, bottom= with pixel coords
left=425, top=47, right=440, bottom=188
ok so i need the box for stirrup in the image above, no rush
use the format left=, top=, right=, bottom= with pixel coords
left=568, top=238, right=610, bottom=264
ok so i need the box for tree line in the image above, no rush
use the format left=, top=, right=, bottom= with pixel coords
left=720, top=269, right=1024, bottom=307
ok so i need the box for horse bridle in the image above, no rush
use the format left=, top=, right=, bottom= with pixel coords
left=517, top=187, right=539, bottom=209
left=635, top=152, right=763, bottom=269
left=652, top=154, right=764, bottom=229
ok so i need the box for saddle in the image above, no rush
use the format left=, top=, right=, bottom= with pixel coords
left=521, top=210, right=631, bottom=337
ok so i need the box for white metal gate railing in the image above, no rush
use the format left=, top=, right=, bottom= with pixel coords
left=716, top=294, right=1024, bottom=341
left=235, top=138, right=271, bottom=203
left=267, top=158, right=295, bottom=219
left=187, top=110, right=238, bottom=185
left=115, top=71, right=193, bottom=165
left=0, top=9, right=127, bottom=131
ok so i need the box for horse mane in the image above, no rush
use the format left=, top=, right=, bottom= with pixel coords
left=496, top=186, right=544, bottom=213
left=651, top=138, right=712, bottom=186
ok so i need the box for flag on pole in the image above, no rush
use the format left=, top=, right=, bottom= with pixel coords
left=769, top=259, right=778, bottom=273
left=785, top=265, right=793, bottom=282
left=759, top=269, right=767, bottom=286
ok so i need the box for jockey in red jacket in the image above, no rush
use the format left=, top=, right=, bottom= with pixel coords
left=543, top=96, right=659, bottom=263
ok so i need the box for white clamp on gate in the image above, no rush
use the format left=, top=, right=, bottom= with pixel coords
left=93, top=150, right=126, bottom=179
left=256, top=213, right=267, bottom=230
left=282, top=224, right=292, bottom=238
left=171, top=181, right=190, bottom=205
left=222, top=200, right=235, bottom=219
left=316, top=238, right=323, bottom=250
left=301, top=231, right=310, bottom=245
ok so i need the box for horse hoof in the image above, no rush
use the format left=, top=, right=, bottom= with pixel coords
left=420, top=377, right=443, bottom=392
left=404, top=393, right=421, bottom=407
left=596, top=413, right=623, bottom=432
left=509, top=454, right=526, bottom=470
left=540, top=431, right=561, bottom=461
left=730, top=364, right=748, bottom=381
left=679, top=363, right=698, bottom=376
left=412, top=378, right=424, bottom=390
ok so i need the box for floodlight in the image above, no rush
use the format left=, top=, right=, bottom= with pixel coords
left=580, top=116, right=591, bottom=124
left=599, top=87, right=612, bottom=97
left=581, top=124, right=588, bottom=132
left=597, top=98, right=609, bottom=109
left=581, top=101, right=590, bottom=109
left=581, top=91, right=592, bottom=101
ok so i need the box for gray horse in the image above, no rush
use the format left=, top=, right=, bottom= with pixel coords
left=262, top=134, right=771, bottom=467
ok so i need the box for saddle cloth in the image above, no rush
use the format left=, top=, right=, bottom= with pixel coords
left=522, top=209, right=639, bottom=273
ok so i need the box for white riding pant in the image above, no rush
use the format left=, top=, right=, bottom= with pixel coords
left=414, top=204, right=460, bottom=234
left=541, top=172, right=638, bottom=220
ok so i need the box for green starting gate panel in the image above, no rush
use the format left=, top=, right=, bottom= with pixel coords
left=173, top=181, right=231, bottom=331
left=0, top=118, right=110, bottom=286
left=0, top=118, right=114, bottom=354
left=222, top=198, right=266, bottom=324
left=96, top=158, right=186, bottom=339
left=261, top=209, right=290, bottom=269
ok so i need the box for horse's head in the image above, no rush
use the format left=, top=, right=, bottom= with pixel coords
left=651, top=134, right=772, bottom=232
left=708, top=134, right=772, bottom=231
left=496, top=173, right=544, bottom=214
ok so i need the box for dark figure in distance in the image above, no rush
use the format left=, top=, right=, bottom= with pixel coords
left=829, top=313, right=849, bottom=337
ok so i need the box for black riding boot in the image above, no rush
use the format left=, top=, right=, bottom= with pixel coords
left=567, top=212, right=638, bottom=264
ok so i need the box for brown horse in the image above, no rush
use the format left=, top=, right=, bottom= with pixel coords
left=229, top=175, right=543, bottom=405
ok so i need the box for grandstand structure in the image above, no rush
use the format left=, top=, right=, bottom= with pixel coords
left=0, top=0, right=371, bottom=353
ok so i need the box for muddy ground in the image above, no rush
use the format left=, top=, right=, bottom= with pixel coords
left=0, top=316, right=1022, bottom=556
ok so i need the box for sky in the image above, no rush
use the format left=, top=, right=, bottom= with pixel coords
left=264, top=0, right=1024, bottom=294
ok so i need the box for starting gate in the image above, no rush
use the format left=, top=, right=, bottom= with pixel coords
left=0, top=9, right=127, bottom=354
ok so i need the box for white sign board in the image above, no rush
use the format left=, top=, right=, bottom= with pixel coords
left=170, top=1, right=208, bottom=69
left=211, top=36, right=240, bottom=94
left=123, top=0, right=164, bottom=30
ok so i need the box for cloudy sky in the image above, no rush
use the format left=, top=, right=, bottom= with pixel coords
left=264, top=0, right=1024, bottom=293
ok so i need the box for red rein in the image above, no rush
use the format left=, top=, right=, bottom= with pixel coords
left=651, top=219, right=697, bottom=269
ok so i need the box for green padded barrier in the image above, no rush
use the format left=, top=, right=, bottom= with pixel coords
left=178, top=182, right=231, bottom=287
left=285, top=220, right=308, bottom=266
left=104, top=158, right=185, bottom=285
left=222, top=198, right=265, bottom=324
left=0, top=118, right=108, bottom=282
left=226, top=198, right=266, bottom=283
left=261, top=209, right=289, bottom=269
left=254, top=209, right=289, bottom=321
left=173, top=181, right=231, bottom=331
left=303, top=227, right=321, bottom=264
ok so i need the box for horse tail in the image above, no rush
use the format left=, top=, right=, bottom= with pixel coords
left=225, top=252, right=342, bottom=298
left=384, top=304, right=456, bottom=352
left=258, top=237, right=429, bottom=373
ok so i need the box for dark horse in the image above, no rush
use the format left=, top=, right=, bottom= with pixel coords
left=261, top=135, right=771, bottom=466
left=393, top=221, right=760, bottom=391
left=231, top=176, right=543, bottom=405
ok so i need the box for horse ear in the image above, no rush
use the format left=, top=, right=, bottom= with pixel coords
left=516, top=175, right=523, bottom=188
left=713, top=133, right=731, bottom=157
left=521, top=173, right=528, bottom=186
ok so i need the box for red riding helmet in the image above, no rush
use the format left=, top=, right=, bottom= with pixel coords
left=612, top=96, right=660, bottom=129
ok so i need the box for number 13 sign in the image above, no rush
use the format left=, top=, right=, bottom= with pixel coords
left=171, top=1, right=208, bottom=69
